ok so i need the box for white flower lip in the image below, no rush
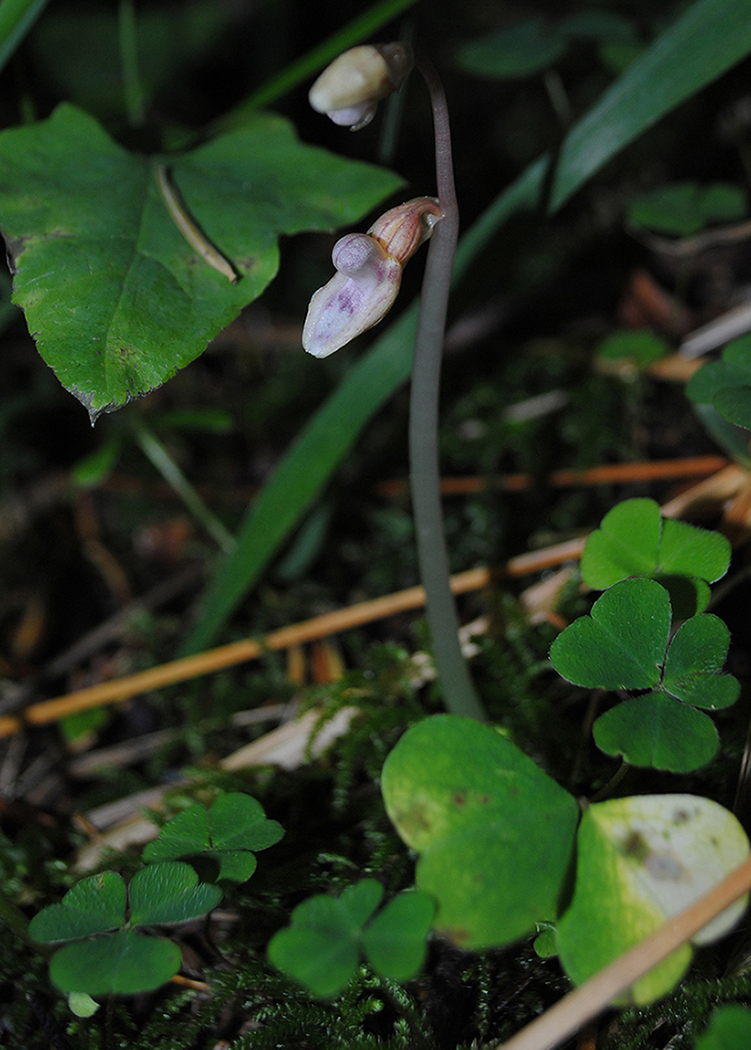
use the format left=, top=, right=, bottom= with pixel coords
left=302, top=199, right=443, bottom=358
left=326, top=102, right=377, bottom=130
left=302, top=234, right=402, bottom=358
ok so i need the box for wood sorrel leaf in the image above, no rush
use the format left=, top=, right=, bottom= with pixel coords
left=29, top=871, right=126, bottom=944
left=0, top=103, right=402, bottom=421
left=662, top=615, right=740, bottom=710
left=555, top=577, right=738, bottom=770
left=580, top=498, right=662, bottom=584
left=695, top=1006, right=751, bottom=1050
left=208, top=793, right=283, bottom=850
left=713, top=386, right=751, bottom=431
left=361, top=890, right=435, bottom=981
left=580, top=498, right=730, bottom=598
left=127, top=861, right=221, bottom=926
left=143, top=793, right=283, bottom=882
left=267, top=878, right=384, bottom=997
left=339, top=878, right=385, bottom=928
left=557, top=795, right=750, bottom=1004
left=687, top=334, right=751, bottom=404
left=144, top=804, right=209, bottom=862
left=592, top=692, right=719, bottom=772
left=549, top=577, right=670, bottom=691
left=381, top=715, right=579, bottom=949
left=687, top=333, right=751, bottom=430
left=49, top=930, right=181, bottom=995
left=658, top=517, right=731, bottom=585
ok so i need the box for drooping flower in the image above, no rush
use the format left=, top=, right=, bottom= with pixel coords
left=308, top=43, right=413, bottom=130
left=303, top=197, right=442, bottom=358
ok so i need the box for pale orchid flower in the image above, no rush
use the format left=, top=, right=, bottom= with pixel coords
left=303, top=197, right=442, bottom=358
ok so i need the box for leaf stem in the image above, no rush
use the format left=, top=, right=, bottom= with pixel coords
left=410, top=53, right=486, bottom=722
left=155, top=165, right=239, bottom=283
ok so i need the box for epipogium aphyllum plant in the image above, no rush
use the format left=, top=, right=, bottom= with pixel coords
left=262, top=41, right=751, bottom=1048
left=301, top=41, right=485, bottom=722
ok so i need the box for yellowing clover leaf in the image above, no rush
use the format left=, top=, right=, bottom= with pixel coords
left=557, top=795, right=750, bottom=1004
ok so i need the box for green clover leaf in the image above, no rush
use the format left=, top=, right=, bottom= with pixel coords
left=551, top=581, right=739, bottom=770
left=29, top=871, right=126, bottom=944
left=550, top=577, right=670, bottom=691
left=580, top=498, right=730, bottom=615
left=381, top=715, right=579, bottom=950
left=268, top=879, right=435, bottom=996
left=143, top=792, right=284, bottom=882
left=687, top=333, right=751, bottom=432
left=29, top=862, right=221, bottom=997
left=695, top=1006, right=751, bottom=1050
left=49, top=931, right=181, bottom=996
left=592, top=692, right=719, bottom=772
left=361, top=890, right=435, bottom=982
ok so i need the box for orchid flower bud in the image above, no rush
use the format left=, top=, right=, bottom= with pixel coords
left=309, top=43, right=413, bottom=130
left=303, top=197, right=442, bottom=358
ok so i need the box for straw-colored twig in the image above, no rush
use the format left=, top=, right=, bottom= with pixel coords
left=2, top=463, right=745, bottom=741
left=0, top=567, right=491, bottom=739
left=377, top=454, right=729, bottom=497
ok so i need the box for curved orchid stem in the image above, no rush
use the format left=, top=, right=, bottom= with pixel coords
left=409, top=53, right=486, bottom=721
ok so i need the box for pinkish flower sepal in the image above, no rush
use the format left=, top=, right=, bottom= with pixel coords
left=368, top=198, right=442, bottom=263
left=303, top=198, right=442, bottom=359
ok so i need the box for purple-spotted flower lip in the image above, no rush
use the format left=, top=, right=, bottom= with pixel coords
left=308, top=43, right=414, bottom=130
left=302, top=198, right=443, bottom=359
left=303, top=235, right=402, bottom=358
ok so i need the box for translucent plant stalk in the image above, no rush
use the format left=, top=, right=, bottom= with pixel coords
left=303, top=43, right=485, bottom=720
left=409, top=53, right=486, bottom=721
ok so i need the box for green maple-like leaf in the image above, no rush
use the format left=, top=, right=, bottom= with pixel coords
left=0, top=103, right=402, bottom=420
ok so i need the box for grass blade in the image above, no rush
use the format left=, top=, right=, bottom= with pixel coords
left=0, top=0, right=50, bottom=74
left=550, top=0, right=751, bottom=210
